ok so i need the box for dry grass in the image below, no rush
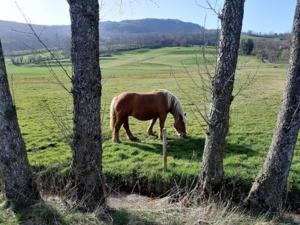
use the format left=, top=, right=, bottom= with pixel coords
left=106, top=194, right=300, bottom=225
left=1, top=193, right=299, bottom=225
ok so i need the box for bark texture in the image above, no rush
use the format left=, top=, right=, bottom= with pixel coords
left=197, top=0, right=245, bottom=196
left=0, top=40, right=40, bottom=209
left=245, top=1, right=300, bottom=212
left=68, top=0, right=105, bottom=211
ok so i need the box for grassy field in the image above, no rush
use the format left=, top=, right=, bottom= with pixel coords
left=5, top=46, right=300, bottom=195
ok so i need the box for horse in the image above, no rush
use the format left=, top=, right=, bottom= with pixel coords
left=109, top=90, right=187, bottom=143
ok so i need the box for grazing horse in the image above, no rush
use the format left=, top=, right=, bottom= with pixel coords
left=109, top=90, right=187, bottom=143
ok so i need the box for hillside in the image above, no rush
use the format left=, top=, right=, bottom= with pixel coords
left=0, top=20, right=69, bottom=53
left=0, top=18, right=211, bottom=54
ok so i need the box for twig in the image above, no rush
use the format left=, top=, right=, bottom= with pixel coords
left=9, top=73, right=16, bottom=105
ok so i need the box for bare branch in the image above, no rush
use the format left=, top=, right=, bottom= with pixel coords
left=44, top=59, right=71, bottom=94
left=9, top=73, right=16, bottom=106
left=14, top=1, right=72, bottom=81
left=195, top=0, right=222, bottom=18
left=10, top=38, right=71, bottom=94
left=170, top=68, right=209, bottom=126
left=39, top=100, right=72, bottom=145
left=233, top=67, right=258, bottom=99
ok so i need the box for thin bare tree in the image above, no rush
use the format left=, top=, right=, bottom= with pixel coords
left=245, top=0, right=300, bottom=212
left=67, top=0, right=105, bottom=211
left=195, top=0, right=245, bottom=197
left=0, top=39, right=40, bottom=209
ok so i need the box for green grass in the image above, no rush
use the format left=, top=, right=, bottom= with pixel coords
left=5, top=46, right=300, bottom=194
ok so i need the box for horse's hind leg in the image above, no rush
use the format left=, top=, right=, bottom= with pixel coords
left=148, top=118, right=157, bottom=136
left=113, top=118, right=123, bottom=143
left=123, top=117, right=136, bottom=141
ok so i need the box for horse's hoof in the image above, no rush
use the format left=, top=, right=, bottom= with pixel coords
left=112, top=139, right=121, bottom=143
left=129, top=136, right=139, bottom=142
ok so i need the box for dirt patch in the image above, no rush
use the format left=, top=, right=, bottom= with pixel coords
left=108, top=193, right=169, bottom=210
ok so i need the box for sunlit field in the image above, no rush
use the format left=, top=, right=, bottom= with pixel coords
left=6, top=46, right=300, bottom=194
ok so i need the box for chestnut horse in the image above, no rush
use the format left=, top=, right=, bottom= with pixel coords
left=110, top=90, right=187, bottom=143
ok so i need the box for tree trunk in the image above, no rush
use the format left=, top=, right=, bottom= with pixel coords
left=196, top=0, right=245, bottom=197
left=245, top=1, right=300, bottom=212
left=0, top=40, right=40, bottom=209
left=68, top=0, right=105, bottom=211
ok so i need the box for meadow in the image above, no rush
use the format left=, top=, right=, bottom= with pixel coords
left=5, top=46, right=300, bottom=196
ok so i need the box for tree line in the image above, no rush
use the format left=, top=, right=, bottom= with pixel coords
left=100, top=30, right=219, bottom=53
left=0, top=0, right=300, bottom=215
left=241, top=35, right=291, bottom=63
left=11, top=51, right=67, bottom=65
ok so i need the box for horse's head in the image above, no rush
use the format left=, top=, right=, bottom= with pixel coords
left=174, top=113, right=187, bottom=138
left=164, top=90, right=187, bottom=137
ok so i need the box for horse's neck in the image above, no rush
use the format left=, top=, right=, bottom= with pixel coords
left=169, top=108, right=175, bottom=117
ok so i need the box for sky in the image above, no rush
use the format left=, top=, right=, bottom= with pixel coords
left=0, top=0, right=297, bottom=33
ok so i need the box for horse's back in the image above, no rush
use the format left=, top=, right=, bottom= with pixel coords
left=115, top=91, right=165, bottom=106
left=114, top=91, right=168, bottom=120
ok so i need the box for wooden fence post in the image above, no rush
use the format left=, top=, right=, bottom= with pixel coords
left=162, top=128, right=167, bottom=172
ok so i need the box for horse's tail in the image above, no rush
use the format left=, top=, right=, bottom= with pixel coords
left=110, top=97, right=117, bottom=130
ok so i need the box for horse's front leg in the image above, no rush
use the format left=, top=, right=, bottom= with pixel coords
left=159, top=114, right=167, bottom=140
left=147, top=118, right=157, bottom=136
left=123, top=117, right=136, bottom=141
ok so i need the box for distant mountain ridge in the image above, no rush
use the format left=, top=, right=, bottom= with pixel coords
left=0, top=20, right=69, bottom=54
left=101, top=18, right=203, bottom=34
left=0, top=18, right=209, bottom=54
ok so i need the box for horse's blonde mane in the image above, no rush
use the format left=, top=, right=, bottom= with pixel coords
left=162, top=90, right=187, bottom=125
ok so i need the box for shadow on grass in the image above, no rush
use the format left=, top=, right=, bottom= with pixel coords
left=123, top=135, right=258, bottom=161
left=13, top=204, right=157, bottom=225
left=13, top=201, right=66, bottom=225
left=110, top=209, right=158, bottom=225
